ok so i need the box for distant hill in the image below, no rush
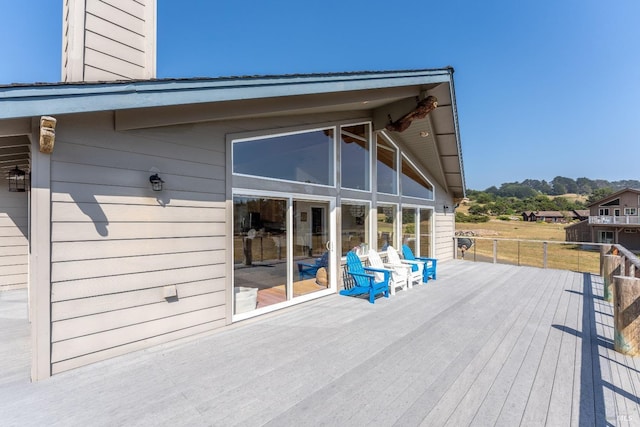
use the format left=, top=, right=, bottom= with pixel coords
left=476, top=177, right=640, bottom=197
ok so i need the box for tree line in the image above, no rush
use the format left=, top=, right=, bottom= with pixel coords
left=457, top=176, right=640, bottom=223
left=480, top=176, right=640, bottom=199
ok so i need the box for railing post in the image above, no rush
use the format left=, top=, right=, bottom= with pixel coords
left=613, top=275, right=640, bottom=356
left=603, top=254, right=623, bottom=302
left=473, top=239, right=476, bottom=262
left=493, top=239, right=497, bottom=264
left=454, top=237, right=458, bottom=259
left=600, top=244, right=612, bottom=276
left=543, top=242, right=547, bottom=268
left=627, top=258, right=635, bottom=278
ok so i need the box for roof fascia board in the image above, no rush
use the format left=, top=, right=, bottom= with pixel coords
left=0, top=70, right=453, bottom=120
left=447, top=75, right=466, bottom=198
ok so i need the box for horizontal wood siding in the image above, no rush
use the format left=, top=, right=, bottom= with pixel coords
left=435, top=212, right=454, bottom=261
left=83, top=0, right=148, bottom=80
left=50, top=112, right=228, bottom=373
left=0, top=183, right=28, bottom=291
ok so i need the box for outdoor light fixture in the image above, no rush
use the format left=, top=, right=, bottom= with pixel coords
left=7, top=166, right=26, bottom=192
left=149, top=173, right=164, bottom=191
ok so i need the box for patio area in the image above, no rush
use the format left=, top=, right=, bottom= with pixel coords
left=2, top=260, right=640, bottom=426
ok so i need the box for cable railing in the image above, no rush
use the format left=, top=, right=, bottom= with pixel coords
left=453, top=236, right=604, bottom=274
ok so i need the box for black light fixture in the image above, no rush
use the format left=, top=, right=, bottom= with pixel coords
left=8, top=166, right=26, bottom=192
left=149, top=173, right=164, bottom=191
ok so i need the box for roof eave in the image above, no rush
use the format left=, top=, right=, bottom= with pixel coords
left=0, top=69, right=454, bottom=120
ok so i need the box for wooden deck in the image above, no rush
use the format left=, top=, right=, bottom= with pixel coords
left=2, top=261, right=640, bottom=426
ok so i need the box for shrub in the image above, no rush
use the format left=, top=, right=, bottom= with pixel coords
left=455, top=212, right=490, bottom=223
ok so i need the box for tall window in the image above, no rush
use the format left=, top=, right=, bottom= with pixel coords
left=419, top=208, right=433, bottom=257
left=342, top=201, right=369, bottom=255
left=340, top=124, right=370, bottom=191
left=402, top=207, right=417, bottom=253
left=233, top=128, right=335, bottom=186
left=233, top=196, right=288, bottom=314
left=377, top=204, right=397, bottom=250
left=401, top=156, right=433, bottom=199
left=376, top=134, right=397, bottom=194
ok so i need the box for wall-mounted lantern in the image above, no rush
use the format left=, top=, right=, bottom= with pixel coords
left=7, top=166, right=26, bottom=192
left=149, top=173, right=164, bottom=191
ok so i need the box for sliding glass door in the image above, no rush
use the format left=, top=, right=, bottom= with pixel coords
left=401, top=207, right=433, bottom=258
left=233, top=194, right=334, bottom=317
left=293, top=200, right=331, bottom=296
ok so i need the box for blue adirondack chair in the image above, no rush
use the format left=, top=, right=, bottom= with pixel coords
left=402, top=244, right=437, bottom=283
left=297, top=251, right=329, bottom=280
left=340, top=252, right=390, bottom=303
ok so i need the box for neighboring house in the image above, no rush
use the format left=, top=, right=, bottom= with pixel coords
left=532, top=211, right=567, bottom=223
left=565, top=188, right=640, bottom=249
left=522, top=210, right=585, bottom=224
left=522, top=211, right=535, bottom=222
left=0, top=1, right=466, bottom=380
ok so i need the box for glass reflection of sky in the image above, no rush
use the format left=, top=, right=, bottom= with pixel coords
left=234, top=130, right=334, bottom=185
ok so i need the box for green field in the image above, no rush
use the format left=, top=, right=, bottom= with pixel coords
left=456, top=219, right=600, bottom=273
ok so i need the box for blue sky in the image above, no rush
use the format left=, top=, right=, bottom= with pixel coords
left=1, top=1, right=639, bottom=190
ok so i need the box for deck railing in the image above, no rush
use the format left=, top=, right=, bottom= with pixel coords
left=589, top=215, right=640, bottom=225
left=601, top=244, right=640, bottom=355
left=609, top=244, right=640, bottom=279
left=453, top=236, right=605, bottom=274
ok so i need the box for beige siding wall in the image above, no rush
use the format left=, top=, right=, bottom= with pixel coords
left=49, top=112, right=227, bottom=373
left=0, top=180, right=28, bottom=291
left=63, top=0, right=156, bottom=82
left=434, top=211, right=454, bottom=261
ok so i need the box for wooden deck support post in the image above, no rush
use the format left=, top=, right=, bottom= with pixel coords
left=492, top=239, right=497, bottom=264
left=600, top=244, right=612, bottom=276
left=613, top=275, right=640, bottom=356
left=603, top=254, right=623, bottom=302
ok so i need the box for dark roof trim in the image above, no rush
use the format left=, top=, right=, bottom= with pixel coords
left=0, top=68, right=454, bottom=120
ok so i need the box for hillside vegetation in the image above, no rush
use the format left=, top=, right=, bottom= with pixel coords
left=456, top=192, right=587, bottom=223
left=457, top=175, right=639, bottom=224
left=478, top=176, right=640, bottom=197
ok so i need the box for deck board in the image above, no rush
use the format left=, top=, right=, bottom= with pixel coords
left=3, top=261, right=640, bottom=426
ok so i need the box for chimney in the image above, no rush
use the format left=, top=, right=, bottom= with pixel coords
left=62, top=0, right=156, bottom=82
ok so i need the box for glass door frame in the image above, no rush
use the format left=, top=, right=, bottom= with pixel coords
left=401, top=204, right=435, bottom=258
left=232, top=189, right=336, bottom=321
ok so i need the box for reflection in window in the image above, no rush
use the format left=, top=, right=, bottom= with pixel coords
left=402, top=207, right=417, bottom=254
left=377, top=204, right=397, bottom=251
left=233, top=196, right=287, bottom=314
left=233, top=129, right=334, bottom=185
left=342, top=201, right=369, bottom=255
left=419, top=208, right=432, bottom=258
left=402, top=156, right=433, bottom=199
left=341, top=124, right=370, bottom=191
left=376, top=135, right=397, bottom=194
